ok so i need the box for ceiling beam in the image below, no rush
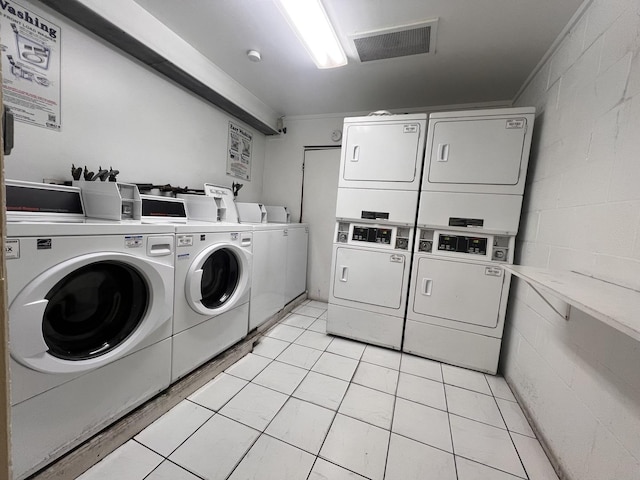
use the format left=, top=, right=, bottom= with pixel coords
left=37, top=0, right=281, bottom=135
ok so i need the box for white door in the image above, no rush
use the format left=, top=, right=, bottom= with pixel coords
left=301, top=148, right=340, bottom=301
left=342, top=122, right=422, bottom=183
left=332, top=247, right=406, bottom=309
left=412, top=257, right=504, bottom=328
left=426, top=118, right=527, bottom=185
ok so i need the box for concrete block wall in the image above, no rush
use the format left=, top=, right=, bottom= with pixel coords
left=504, top=0, right=640, bottom=478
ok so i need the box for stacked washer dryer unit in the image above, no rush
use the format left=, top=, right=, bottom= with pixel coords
left=265, top=205, right=309, bottom=304
left=235, top=202, right=287, bottom=330
left=6, top=180, right=175, bottom=480
left=404, top=107, right=535, bottom=374
left=327, top=113, right=428, bottom=349
left=171, top=186, right=253, bottom=382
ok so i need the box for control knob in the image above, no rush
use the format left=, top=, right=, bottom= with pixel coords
left=338, top=232, right=348, bottom=243
left=419, top=240, right=432, bottom=252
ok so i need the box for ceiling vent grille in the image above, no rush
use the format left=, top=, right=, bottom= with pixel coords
left=351, top=20, right=438, bottom=62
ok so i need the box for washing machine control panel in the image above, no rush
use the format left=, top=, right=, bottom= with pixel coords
left=438, top=235, right=487, bottom=255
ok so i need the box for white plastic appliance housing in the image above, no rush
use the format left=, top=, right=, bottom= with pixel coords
left=339, top=113, right=427, bottom=191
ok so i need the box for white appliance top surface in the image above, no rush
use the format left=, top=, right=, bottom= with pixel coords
left=344, top=113, right=428, bottom=124
left=6, top=221, right=176, bottom=237
left=174, top=221, right=253, bottom=233
left=428, top=106, right=536, bottom=119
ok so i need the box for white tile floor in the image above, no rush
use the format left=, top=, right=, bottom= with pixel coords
left=77, top=300, right=559, bottom=480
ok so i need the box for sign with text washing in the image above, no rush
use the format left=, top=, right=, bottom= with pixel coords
left=227, top=121, right=252, bottom=180
left=0, top=0, right=61, bottom=130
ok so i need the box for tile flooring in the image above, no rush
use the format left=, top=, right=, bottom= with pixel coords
left=77, top=300, right=559, bottom=480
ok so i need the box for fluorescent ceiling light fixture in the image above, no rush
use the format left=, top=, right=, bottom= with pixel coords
left=276, top=0, right=347, bottom=69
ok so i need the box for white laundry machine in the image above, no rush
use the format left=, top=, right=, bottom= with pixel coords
left=403, top=107, right=536, bottom=374
left=264, top=205, right=309, bottom=304
left=327, top=113, right=427, bottom=349
left=5, top=181, right=175, bottom=479
left=404, top=229, right=514, bottom=374
left=172, top=193, right=253, bottom=382
left=336, top=113, right=427, bottom=224
left=236, top=202, right=287, bottom=330
left=418, top=107, right=535, bottom=233
left=327, top=220, right=413, bottom=349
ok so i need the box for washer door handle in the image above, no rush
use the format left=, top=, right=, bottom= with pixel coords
left=340, top=266, right=348, bottom=282
left=421, top=278, right=433, bottom=296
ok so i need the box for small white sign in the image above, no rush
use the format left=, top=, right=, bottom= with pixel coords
left=125, top=235, right=143, bottom=248
left=390, top=254, right=404, bottom=263
left=177, top=235, right=193, bottom=247
left=5, top=239, right=19, bottom=259
left=177, top=253, right=190, bottom=261
left=506, top=119, right=525, bottom=129
left=485, top=266, right=503, bottom=277
left=230, top=232, right=239, bottom=241
left=403, top=125, right=418, bottom=133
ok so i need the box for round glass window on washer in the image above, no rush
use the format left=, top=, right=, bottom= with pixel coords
left=42, top=261, right=149, bottom=361
left=200, top=249, right=240, bottom=309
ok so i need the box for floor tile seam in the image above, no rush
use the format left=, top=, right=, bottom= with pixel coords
left=455, top=453, right=529, bottom=479
left=312, top=368, right=363, bottom=473
left=398, top=366, right=444, bottom=383
left=292, top=311, right=326, bottom=319
left=220, top=426, right=265, bottom=480
left=314, top=454, right=376, bottom=480
left=133, top=406, right=215, bottom=462
left=499, top=400, right=533, bottom=480
left=351, top=375, right=398, bottom=396
left=223, top=355, right=274, bottom=382
left=387, top=429, right=457, bottom=458
left=359, top=356, right=401, bottom=371
left=141, top=457, right=207, bottom=480
left=484, top=376, right=518, bottom=403
left=394, top=392, right=448, bottom=414
left=337, top=403, right=393, bottom=431
left=381, top=360, right=403, bottom=480
left=259, top=429, right=328, bottom=457
left=442, top=381, right=496, bottom=397
left=441, top=363, right=460, bottom=480
left=491, top=396, right=537, bottom=438
left=447, top=410, right=508, bottom=432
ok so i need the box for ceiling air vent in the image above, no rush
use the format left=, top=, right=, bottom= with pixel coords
left=351, top=19, right=438, bottom=62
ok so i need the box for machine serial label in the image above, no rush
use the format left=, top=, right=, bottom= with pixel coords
left=485, top=266, right=503, bottom=277
left=390, top=254, right=404, bottom=263
left=177, top=253, right=190, bottom=260
left=37, top=239, right=51, bottom=250
left=403, top=125, right=418, bottom=133
left=230, top=233, right=239, bottom=241
left=5, top=239, right=19, bottom=259
left=124, top=235, right=143, bottom=248
left=177, top=235, right=193, bottom=247
left=506, top=119, right=525, bottom=129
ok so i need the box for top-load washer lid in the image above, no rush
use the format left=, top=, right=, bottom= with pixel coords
left=10, top=252, right=173, bottom=374
left=6, top=180, right=85, bottom=222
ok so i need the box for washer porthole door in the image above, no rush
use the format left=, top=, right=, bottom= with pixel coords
left=42, top=261, right=149, bottom=361
left=186, top=244, right=250, bottom=316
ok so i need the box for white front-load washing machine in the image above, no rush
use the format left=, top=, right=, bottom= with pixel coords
left=7, top=216, right=175, bottom=480
left=171, top=221, right=253, bottom=382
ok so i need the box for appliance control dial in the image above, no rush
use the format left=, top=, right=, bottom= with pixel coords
left=419, top=240, right=432, bottom=252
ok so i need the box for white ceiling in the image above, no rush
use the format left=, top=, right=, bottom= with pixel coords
left=133, top=0, right=584, bottom=117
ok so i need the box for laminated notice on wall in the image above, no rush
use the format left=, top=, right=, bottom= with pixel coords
left=0, top=1, right=61, bottom=130
left=227, top=121, right=252, bottom=181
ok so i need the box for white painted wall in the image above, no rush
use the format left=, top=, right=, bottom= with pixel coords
left=5, top=0, right=266, bottom=201
left=504, top=0, right=640, bottom=478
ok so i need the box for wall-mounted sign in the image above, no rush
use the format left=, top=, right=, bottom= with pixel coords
left=227, top=121, right=252, bottom=180
left=0, top=0, right=61, bottom=130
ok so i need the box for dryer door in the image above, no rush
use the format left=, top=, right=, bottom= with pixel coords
left=185, top=243, right=251, bottom=316
left=412, top=256, right=505, bottom=328
left=10, top=252, right=173, bottom=374
left=332, top=247, right=406, bottom=309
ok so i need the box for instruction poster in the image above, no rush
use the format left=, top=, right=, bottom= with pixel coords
left=0, top=0, right=61, bottom=130
left=227, top=121, right=252, bottom=180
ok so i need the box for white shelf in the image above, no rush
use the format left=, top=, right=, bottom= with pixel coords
left=504, top=265, right=640, bottom=342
